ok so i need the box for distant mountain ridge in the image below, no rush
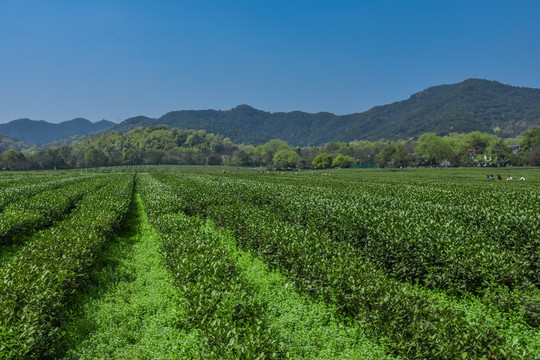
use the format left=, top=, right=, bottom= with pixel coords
left=2, top=79, right=540, bottom=148
left=0, top=118, right=115, bottom=144
left=103, top=79, right=540, bottom=146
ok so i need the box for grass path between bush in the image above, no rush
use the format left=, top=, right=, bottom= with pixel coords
left=60, top=193, right=198, bottom=359
left=60, top=190, right=394, bottom=359
left=203, top=220, right=396, bottom=360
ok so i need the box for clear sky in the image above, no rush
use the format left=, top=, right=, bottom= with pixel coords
left=1, top=0, right=539, bottom=123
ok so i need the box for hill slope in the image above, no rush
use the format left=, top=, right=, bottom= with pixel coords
left=103, top=79, right=540, bottom=146
left=0, top=118, right=115, bottom=144
left=0, top=132, right=36, bottom=152
left=338, top=78, right=540, bottom=141
left=2, top=79, right=539, bottom=149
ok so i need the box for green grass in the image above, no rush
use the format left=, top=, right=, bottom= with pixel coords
left=203, top=220, right=396, bottom=360
left=61, top=193, right=199, bottom=359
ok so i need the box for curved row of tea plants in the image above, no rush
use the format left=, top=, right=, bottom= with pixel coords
left=138, top=174, right=396, bottom=359
left=153, top=173, right=540, bottom=328
left=0, top=176, right=111, bottom=246
left=59, top=193, right=200, bottom=359
left=149, top=173, right=540, bottom=359
left=138, top=175, right=286, bottom=359
left=0, top=174, right=93, bottom=212
left=0, top=174, right=134, bottom=359
left=0, top=173, right=69, bottom=188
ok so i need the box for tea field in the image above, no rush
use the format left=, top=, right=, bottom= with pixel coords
left=0, top=167, right=539, bottom=359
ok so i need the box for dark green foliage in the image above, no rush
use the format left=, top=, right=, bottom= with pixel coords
left=0, top=174, right=134, bottom=359
left=521, top=127, right=540, bottom=165
left=0, top=149, right=29, bottom=170
left=331, top=154, right=355, bottom=168
left=312, top=153, right=333, bottom=169
left=0, top=125, right=533, bottom=170
left=0, top=176, right=109, bottom=246
left=0, top=174, right=91, bottom=211
left=138, top=175, right=286, bottom=359
left=147, top=171, right=540, bottom=359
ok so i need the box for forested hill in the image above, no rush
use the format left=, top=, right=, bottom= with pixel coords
left=0, top=118, right=115, bottom=144
left=103, top=79, right=540, bottom=146
left=0, top=132, right=36, bottom=152
left=343, top=78, right=540, bottom=141
left=1, top=79, right=539, bottom=148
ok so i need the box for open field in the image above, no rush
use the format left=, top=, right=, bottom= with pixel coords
left=0, top=167, right=539, bottom=359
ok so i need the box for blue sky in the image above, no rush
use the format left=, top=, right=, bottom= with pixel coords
left=1, top=0, right=539, bottom=123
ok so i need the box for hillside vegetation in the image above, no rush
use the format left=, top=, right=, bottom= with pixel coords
left=102, top=79, right=540, bottom=146
left=0, top=133, right=36, bottom=152
left=3, top=79, right=538, bottom=149
left=1, top=126, right=540, bottom=170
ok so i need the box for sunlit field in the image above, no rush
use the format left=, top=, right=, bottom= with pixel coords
left=1, top=166, right=539, bottom=359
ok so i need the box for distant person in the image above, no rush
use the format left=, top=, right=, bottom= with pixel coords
left=497, top=174, right=502, bottom=181
left=519, top=175, right=525, bottom=181
left=486, top=174, right=491, bottom=180
left=506, top=175, right=513, bottom=181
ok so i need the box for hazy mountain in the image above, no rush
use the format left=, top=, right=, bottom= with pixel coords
left=0, top=118, right=115, bottom=144
left=0, top=132, right=36, bottom=152
left=102, top=79, right=540, bottom=146
left=3, top=79, right=540, bottom=149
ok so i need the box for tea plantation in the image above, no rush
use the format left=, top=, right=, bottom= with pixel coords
left=0, top=167, right=539, bottom=359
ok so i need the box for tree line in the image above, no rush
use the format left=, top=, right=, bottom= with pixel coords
left=1, top=126, right=539, bottom=171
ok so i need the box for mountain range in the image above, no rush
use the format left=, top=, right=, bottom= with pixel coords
left=0, top=118, right=115, bottom=145
left=1, top=79, right=539, bottom=149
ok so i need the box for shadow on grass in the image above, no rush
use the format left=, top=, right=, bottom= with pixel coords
left=57, top=191, right=143, bottom=356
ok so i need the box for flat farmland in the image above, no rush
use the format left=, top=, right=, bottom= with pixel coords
left=1, top=167, right=539, bottom=359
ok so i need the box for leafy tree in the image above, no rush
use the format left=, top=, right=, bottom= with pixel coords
left=235, top=145, right=261, bottom=166
left=35, top=148, right=66, bottom=169
left=529, top=148, right=540, bottom=166
left=376, top=145, right=408, bottom=168
left=144, top=149, right=165, bottom=165
left=350, top=140, right=387, bottom=164
left=2, top=149, right=28, bottom=170
left=391, top=144, right=413, bottom=167
left=256, top=139, right=291, bottom=165
left=375, top=147, right=392, bottom=167
left=414, top=133, right=452, bottom=166
left=520, top=127, right=540, bottom=165
left=463, top=131, right=495, bottom=154
left=443, top=135, right=469, bottom=166
left=487, top=138, right=517, bottom=166
left=273, top=149, right=300, bottom=168
left=332, top=154, right=355, bottom=168
left=84, top=148, right=109, bottom=168
left=520, top=128, right=540, bottom=151
left=123, top=148, right=144, bottom=165
left=312, top=153, right=333, bottom=169
left=296, top=147, right=319, bottom=168
left=207, top=154, right=222, bottom=165
left=324, top=142, right=351, bottom=155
